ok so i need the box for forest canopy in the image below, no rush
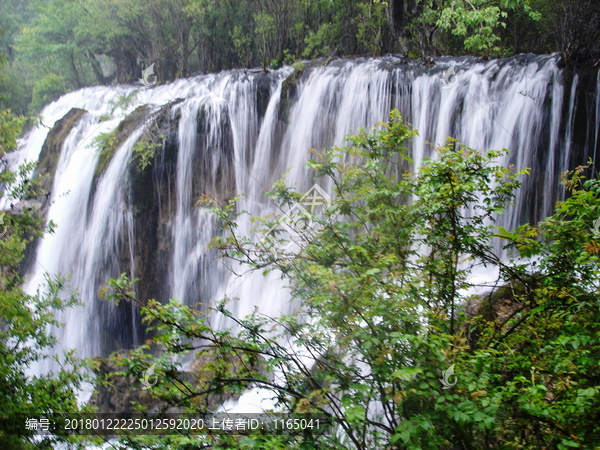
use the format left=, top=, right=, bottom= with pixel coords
left=0, top=0, right=599, bottom=115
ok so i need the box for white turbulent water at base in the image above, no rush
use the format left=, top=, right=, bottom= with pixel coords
left=16, top=56, right=594, bottom=388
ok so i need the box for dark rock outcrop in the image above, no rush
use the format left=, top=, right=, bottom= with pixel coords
left=277, top=60, right=329, bottom=124
left=255, top=72, right=274, bottom=120
left=278, top=66, right=305, bottom=124
left=123, top=101, right=182, bottom=307
left=102, top=96, right=237, bottom=316
left=35, top=108, right=88, bottom=201
left=461, top=280, right=533, bottom=348
left=89, top=356, right=175, bottom=415
left=90, top=349, right=267, bottom=414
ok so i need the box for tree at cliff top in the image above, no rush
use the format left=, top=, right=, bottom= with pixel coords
left=8, top=0, right=600, bottom=115
left=104, top=111, right=600, bottom=449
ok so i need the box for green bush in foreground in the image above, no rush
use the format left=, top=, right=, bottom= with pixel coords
left=0, top=109, right=92, bottom=449
left=107, top=111, right=600, bottom=450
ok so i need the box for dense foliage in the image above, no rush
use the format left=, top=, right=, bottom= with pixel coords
left=0, top=102, right=90, bottom=448
left=103, top=112, right=600, bottom=449
left=0, top=0, right=599, bottom=114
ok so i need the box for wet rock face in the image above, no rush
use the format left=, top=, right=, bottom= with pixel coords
left=35, top=108, right=88, bottom=201
left=278, top=67, right=305, bottom=124
left=111, top=96, right=238, bottom=315
left=192, top=104, right=236, bottom=204
left=124, top=101, right=183, bottom=308
left=255, top=72, right=274, bottom=120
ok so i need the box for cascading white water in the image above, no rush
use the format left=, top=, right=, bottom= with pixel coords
left=23, top=94, right=145, bottom=370
left=13, top=55, right=598, bottom=380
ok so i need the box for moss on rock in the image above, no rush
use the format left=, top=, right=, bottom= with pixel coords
left=93, top=105, right=150, bottom=180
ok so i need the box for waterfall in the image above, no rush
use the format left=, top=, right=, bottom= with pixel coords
left=12, top=54, right=598, bottom=373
